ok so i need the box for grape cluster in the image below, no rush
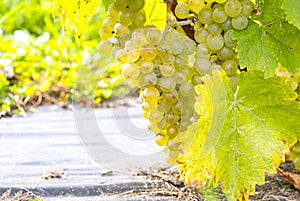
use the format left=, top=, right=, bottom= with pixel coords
left=97, top=0, right=255, bottom=163
left=97, top=0, right=146, bottom=51
left=175, top=0, right=254, bottom=84
left=111, top=28, right=199, bottom=163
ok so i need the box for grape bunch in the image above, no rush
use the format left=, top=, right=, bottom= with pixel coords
left=175, top=0, right=254, bottom=85
left=97, top=0, right=146, bottom=51
left=112, top=28, right=199, bottom=163
left=97, top=0, right=255, bottom=163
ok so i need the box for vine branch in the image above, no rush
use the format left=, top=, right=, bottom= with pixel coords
left=164, top=0, right=195, bottom=41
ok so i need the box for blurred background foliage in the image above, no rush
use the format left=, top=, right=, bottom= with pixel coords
left=0, top=0, right=130, bottom=117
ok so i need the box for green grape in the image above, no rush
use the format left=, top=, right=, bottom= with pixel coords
left=102, top=16, right=117, bottom=28
left=166, top=112, right=180, bottom=124
left=107, top=4, right=119, bottom=18
left=156, top=117, right=168, bottom=130
left=131, top=9, right=146, bottom=28
left=118, top=10, right=133, bottom=26
left=196, top=43, right=210, bottom=59
left=211, top=64, right=222, bottom=72
left=140, top=44, right=157, bottom=61
left=96, top=40, right=112, bottom=55
left=241, top=0, right=254, bottom=17
left=126, top=0, right=145, bottom=12
left=149, top=107, right=164, bottom=123
left=217, top=46, right=234, bottom=60
left=207, top=23, right=222, bottom=34
left=167, top=125, right=179, bottom=139
left=165, top=54, right=176, bottom=64
left=194, top=58, right=212, bottom=75
left=179, top=119, right=192, bottom=131
left=224, top=0, right=242, bottom=17
left=99, top=27, right=113, bottom=40
left=114, top=23, right=129, bottom=36
left=181, top=37, right=196, bottom=55
left=231, top=14, right=248, bottom=30
left=160, top=64, right=175, bottom=77
left=189, top=0, right=205, bottom=12
left=230, top=75, right=239, bottom=89
left=142, top=86, right=160, bottom=104
left=139, top=72, right=157, bottom=87
left=121, top=63, right=140, bottom=80
left=221, top=18, right=232, bottom=31
left=131, top=31, right=148, bottom=47
left=294, top=158, right=300, bottom=170
left=179, top=81, right=194, bottom=97
left=224, top=29, right=237, bottom=47
left=174, top=55, right=186, bottom=68
left=172, top=102, right=181, bottom=114
left=175, top=2, right=190, bottom=19
left=198, top=7, right=214, bottom=24
left=155, top=133, right=169, bottom=146
left=157, top=76, right=177, bottom=92
left=222, top=59, right=238, bottom=76
left=292, top=142, right=300, bottom=154
left=181, top=107, right=194, bottom=120
left=162, top=92, right=178, bottom=104
left=157, top=99, right=172, bottom=113
left=175, top=70, right=189, bottom=84
left=124, top=40, right=137, bottom=50
left=168, top=140, right=181, bottom=151
left=121, top=48, right=140, bottom=63
left=114, top=0, right=128, bottom=11
left=166, top=36, right=183, bottom=54
left=145, top=28, right=162, bottom=45
left=140, top=61, right=154, bottom=74
left=212, top=6, right=228, bottom=24
left=206, top=33, right=224, bottom=51
left=194, top=28, right=209, bottom=43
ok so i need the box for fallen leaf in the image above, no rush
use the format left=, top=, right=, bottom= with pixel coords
left=277, top=168, right=300, bottom=191
left=41, top=168, right=64, bottom=180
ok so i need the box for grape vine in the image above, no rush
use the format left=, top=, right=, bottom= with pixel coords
left=53, top=0, right=300, bottom=200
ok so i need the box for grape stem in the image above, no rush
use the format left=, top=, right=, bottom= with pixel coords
left=162, top=0, right=173, bottom=41
left=164, top=0, right=196, bottom=41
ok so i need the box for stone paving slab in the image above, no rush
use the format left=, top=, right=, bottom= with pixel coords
left=0, top=104, right=168, bottom=199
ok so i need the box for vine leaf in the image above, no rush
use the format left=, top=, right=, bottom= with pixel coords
left=177, top=70, right=300, bottom=201
left=282, top=0, right=300, bottom=31
left=103, top=0, right=114, bottom=11
left=52, top=0, right=101, bottom=43
left=233, top=0, right=300, bottom=77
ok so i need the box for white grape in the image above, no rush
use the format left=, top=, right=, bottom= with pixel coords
left=212, top=6, right=228, bottom=24
left=175, top=2, right=190, bottom=19
left=206, top=33, right=224, bottom=51
left=231, top=15, right=248, bottom=30
left=224, top=0, right=242, bottom=18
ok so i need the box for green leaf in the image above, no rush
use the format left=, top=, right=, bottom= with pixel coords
left=282, top=0, right=300, bottom=30
left=233, top=0, right=300, bottom=77
left=178, top=70, right=300, bottom=201
left=102, top=0, right=114, bottom=11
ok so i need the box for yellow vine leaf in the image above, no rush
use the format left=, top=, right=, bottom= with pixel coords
left=176, top=70, right=300, bottom=200
left=52, top=0, right=101, bottom=44
left=144, top=0, right=166, bottom=29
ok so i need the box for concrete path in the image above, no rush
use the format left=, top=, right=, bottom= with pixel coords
left=0, top=104, right=170, bottom=200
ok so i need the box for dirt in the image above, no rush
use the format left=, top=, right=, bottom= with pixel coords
left=2, top=165, right=299, bottom=201
left=99, top=161, right=300, bottom=201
